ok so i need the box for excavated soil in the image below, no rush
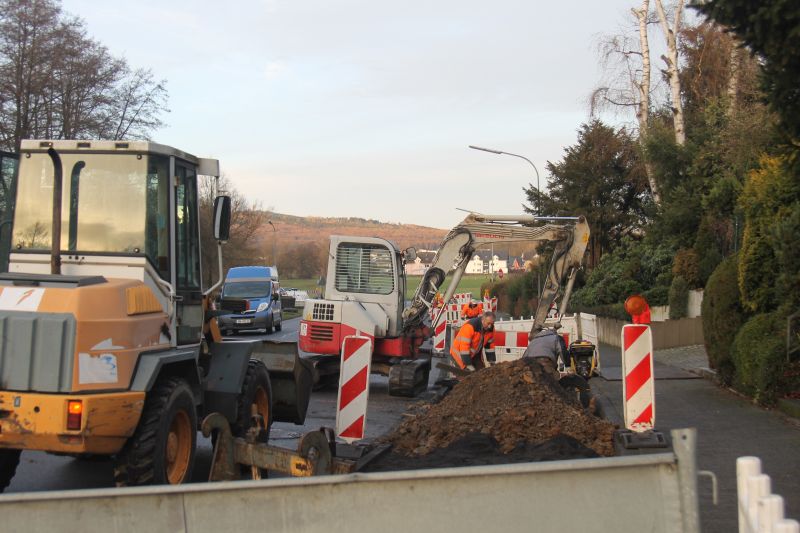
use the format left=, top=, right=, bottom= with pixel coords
left=375, top=358, right=616, bottom=467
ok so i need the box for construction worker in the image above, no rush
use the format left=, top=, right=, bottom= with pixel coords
left=450, top=311, right=496, bottom=371
left=460, top=299, right=484, bottom=320
left=523, top=327, right=567, bottom=379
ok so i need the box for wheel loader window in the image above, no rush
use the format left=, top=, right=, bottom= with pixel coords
left=145, top=155, right=170, bottom=279
left=13, top=152, right=149, bottom=253
left=334, top=242, right=395, bottom=295
left=175, top=164, right=200, bottom=291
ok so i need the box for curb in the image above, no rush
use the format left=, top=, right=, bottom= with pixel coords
left=777, top=398, right=800, bottom=420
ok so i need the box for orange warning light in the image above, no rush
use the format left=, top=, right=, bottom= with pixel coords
left=624, top=294, right=647, bottom=316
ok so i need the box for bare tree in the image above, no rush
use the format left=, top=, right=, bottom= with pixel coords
left=654, top=0, right=686, bottom=145
left=199, top=175, right=268, bottom=288
left=0, top=0, right=168, bottom=151
left=109, top=68, right=168, bottom=140
left=591, top=0, right=661, bottom=204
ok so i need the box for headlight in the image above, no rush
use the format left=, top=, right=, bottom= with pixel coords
left=256, top=302, right=269, bottom=313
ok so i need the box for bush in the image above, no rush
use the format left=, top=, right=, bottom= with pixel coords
left=668, top=276, right=690, bottom=319
left=731, top=311, right=786, bottom=405
left=673, top=249, right=701, bottom=288
left=702, top=254, right=747, bottom=384
left=738, top=156, right=800, bottom=313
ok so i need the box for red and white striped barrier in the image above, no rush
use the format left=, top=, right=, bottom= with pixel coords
left=621, top=324, right=655, bottom=432
left=483, top=297, right=498, bottom=312
left=336, top=335, right=373, bottom=443
left=432, top=317, right=447, bottom=353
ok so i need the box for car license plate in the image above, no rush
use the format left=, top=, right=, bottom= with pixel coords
left=236, top=319, right=252, bottom=325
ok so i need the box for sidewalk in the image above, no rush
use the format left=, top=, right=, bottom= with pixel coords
left=593, top=343, right=800, bottom=531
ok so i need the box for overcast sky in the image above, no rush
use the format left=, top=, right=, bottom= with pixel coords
left=62, top=0, right=655, bottom=229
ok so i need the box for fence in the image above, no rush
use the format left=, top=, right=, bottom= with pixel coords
left=737, top=456, right=799, bottom=533
left=596, top=316, right=705, bottom=349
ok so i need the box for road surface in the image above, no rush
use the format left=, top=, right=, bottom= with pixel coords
left=6, top=317, right=417, bottom=493
left=593, top=343, right=800, bottom=532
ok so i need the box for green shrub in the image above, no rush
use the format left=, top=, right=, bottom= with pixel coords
left=731, top=311, right=786, bottom=405
left=702, top=254, right=747, bottom=384
left=643, top=285, right=670, bottom=307
left=668, top=276, right=690, bottom=319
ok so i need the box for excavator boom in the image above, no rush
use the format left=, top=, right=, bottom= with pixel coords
left=402, top=212, right=590, bottom=337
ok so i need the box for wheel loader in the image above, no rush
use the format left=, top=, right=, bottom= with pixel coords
left=0, top=140, right=312, bottom=490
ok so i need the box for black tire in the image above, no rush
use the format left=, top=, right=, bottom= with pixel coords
left=265, top=315, right=274, bottom=334
left=233, top=361, right=272, bottom=479
left=0, top=449, right=21, bottom=493
left=113, top=377, right=197, bottom=487
left=275, top=317, right=282, bottom=332
left=559, top=374, right=593, bottom=409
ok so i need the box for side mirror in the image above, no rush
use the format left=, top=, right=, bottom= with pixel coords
left=272, top=292, right=280, bottom=302
left=213, top=196, right=232, bottom=242
left=404, top=247, right=417, bottom=262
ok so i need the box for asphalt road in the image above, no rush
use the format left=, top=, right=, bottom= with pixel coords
left=592, top=343, right=800, bottom=532
left=6, top=317, right=417, bottom=493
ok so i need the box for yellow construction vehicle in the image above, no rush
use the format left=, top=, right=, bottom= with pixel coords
left=0, top=140, right=312, bottom=490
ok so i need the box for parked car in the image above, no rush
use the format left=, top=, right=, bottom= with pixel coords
left=218, top=266, right=282, bottom=334
left=281, top=287, right=309, bottom=306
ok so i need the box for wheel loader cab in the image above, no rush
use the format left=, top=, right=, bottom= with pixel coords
left=9, top=140, right=215, bottom=346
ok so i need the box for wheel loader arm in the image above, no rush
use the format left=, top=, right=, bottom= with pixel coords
left=401, top=213, right=590, bottom=336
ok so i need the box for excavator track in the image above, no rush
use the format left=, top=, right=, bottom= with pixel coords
left=388, top=357, right=432, bottom=397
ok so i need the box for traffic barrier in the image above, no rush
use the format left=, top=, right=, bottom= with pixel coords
left=432, top=318, right=447, bottom=353
left=0, top=429, right=700, bottom=533
left=737, top=457, right=800, bottom=533
left=621, top=324, right=655, bottom=432
left=483, top=296, right=497, bottom=312
left=336, top=335, right=372, bottom=442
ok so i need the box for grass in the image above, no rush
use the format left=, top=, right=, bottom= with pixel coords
left=281, top=274, right=492, bottom=302
left=281, top=278, right=324, bottom=297
left=404, top=274, right=490, bottom=300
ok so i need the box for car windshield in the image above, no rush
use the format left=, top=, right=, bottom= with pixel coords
left=222, top=281, right=271, bottom=299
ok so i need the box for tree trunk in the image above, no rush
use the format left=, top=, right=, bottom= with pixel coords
left=655, top=0, right=686, bottom=146
left=727, top=40, right=741, bottom=116
left=632, top=0, right=660, bottom=205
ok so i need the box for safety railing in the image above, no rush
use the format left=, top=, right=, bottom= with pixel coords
left=738, top=456, right=799, bottom=533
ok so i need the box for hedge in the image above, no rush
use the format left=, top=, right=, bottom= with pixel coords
left=701, top=254, right=747, bottom=384
left=731, top=311, right=786, bottom=405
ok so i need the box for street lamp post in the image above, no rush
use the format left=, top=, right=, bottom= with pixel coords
left=469, top=144, right=542, bottom=297
left=468, top=145, right=541, bottom=215
left=268, top=220, right=276, bottom=266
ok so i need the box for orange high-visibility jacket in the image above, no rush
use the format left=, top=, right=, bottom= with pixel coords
left=460, top=302, right=483, bottom=319
left=450, top=317, right=495, bottom=369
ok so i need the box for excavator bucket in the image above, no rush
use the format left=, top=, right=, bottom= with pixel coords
left=250, top=340, right=313, bottom=424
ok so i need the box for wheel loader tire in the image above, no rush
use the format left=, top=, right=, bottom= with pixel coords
left=233, top=360, right=272, bottom=479
left=0, top=449, right=21, bottom=493
left=113, top=377, right=197, bottom=487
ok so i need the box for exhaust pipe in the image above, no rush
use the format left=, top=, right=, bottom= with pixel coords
left=47, top=147, right=62, bottom=275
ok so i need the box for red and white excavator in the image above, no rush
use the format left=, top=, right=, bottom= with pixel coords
left=299, top=212, right=590, bottom=396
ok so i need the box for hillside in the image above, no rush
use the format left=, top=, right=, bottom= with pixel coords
left=255, top=212, right=449, bottom=251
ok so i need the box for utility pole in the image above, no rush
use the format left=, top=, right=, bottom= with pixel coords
left=268, top=220, right=276, bottom=266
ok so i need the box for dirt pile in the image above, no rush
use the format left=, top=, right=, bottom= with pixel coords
left=364, top=433, right=599, bottom=472
left=385, top=358, right=616, bottom=458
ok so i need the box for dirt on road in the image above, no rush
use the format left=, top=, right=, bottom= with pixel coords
left=380, top=358, right=616, bottom=465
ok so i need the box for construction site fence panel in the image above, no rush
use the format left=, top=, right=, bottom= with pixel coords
left=595, top=316, right=705, bottom=350
left=737, top=456, right=800, bottom=533
left=0, top=430, right=701, bottom=533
